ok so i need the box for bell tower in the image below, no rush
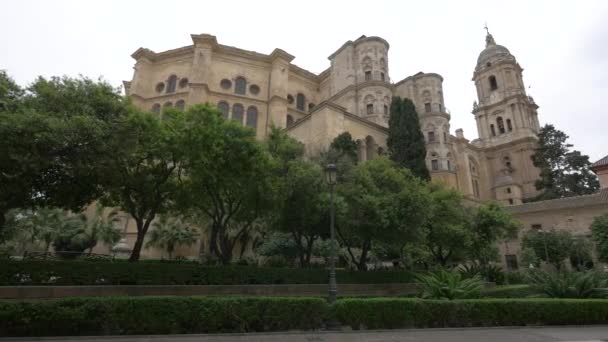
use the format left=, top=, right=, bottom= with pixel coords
left=471, top=29, right=542, bottom=203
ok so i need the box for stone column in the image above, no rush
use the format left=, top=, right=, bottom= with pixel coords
left=188, top=34, right=217, bottom=106
left=267, top=49, right=294, bottom=131
left=358, top=139, right=367, bottom=162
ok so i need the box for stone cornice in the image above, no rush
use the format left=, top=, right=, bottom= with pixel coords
left=191, top=34, right=218, bottom=47
left=394, top=72, right=444, bottom=87
left=328, top=35, right=390, bottom=60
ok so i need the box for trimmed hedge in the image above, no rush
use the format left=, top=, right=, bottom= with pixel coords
left=0, top=261, right=414, bottom=285
left=0, top=296, right=327, bottom=336
left=333, top=298, right=608, bottom=329
left=2, top=297, right=608, bottom=336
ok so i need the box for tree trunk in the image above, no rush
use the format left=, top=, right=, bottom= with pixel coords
left=129, top=219, right=150, bottom=262
left=357, top=240, right=371, bottom=271
left=0, top=209, right=6, bottom=237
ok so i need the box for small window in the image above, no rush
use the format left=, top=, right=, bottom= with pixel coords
left=425, top=103, right=432, bottom=113
left=179, top=78, right=188, bottom=88
left=175, top=100, right=185, bottom=110
left=218, top=101, right=229, bottom=119
left=428, top=131, right=435, bottom=142
left=447, top=160, right=451, bottom=171
left=490, top=124, right=496, bottom=136
left=506, top=187, right=512, bottom=194
left=443, top=132, right=447, bottom=142
left=287, top=94, right=294, bottom=104
left=486, top=62, right=492, bottom=67
left=365, top=71, right=372, bottom=81
left=497, top=117, right=505, bottom=134
left=249, top=84, right=260, bottom=95
left=286, top=114, right=294, bottom=127
left=380, top=72, right=385, bottom=81
left=220, top=79, right=232, bottom=89
left=366, top=104, right=374, bottom=114
left=507, top=119, right=513, bottom=132
left=431, top=159, right=439, bottom=171
left=166, top=75, right=177, bottom=93
left=438, top=103, right=442, bottom=112
left=246, top=106, right=258, bottom=130
left=155, top=82, right=165, bottom=93
left=505, top=254, right=518, bottom=270
left=235, top=77, right=246, bottom=95
left=308, top=103, right=315, bottom=112
left=383, top=105, right=388, bottom=115
left=296, top=93, right=306, bottom=111
left=151, top=103, right=161, bottom=114
left=232, top=104, right=244, bottom=124
left=531, top=224, right=542, bottom=230
left=489, top=75, right=498, bottom=91
left=508, top=199, right=514, bottom=205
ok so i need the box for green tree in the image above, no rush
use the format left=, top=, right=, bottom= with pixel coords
left=329, top=132, right=358, bottom=163
left=178, top=105, right=272, bottom=265
left=51, top=214, right=95, bottom=259
left=100, top=109, right=184, bottom=261
left=522, top=229, right=574, bottom=269
left=146, top=215, right=198, bottom=259
left=0, top=73, right=127, bottom=234
left=423, top=184, right=473, bottom=266
left=590, top=213, right=608, bottom=263
left=337, top=157, right=429, bottom=270
left=387, top=96, right=430, bottom=181
left=469, top=202, right=520, bottom=265
left=531, top=124, right=599, bottom=200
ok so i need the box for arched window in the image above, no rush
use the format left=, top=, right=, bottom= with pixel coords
left=246, top=106, right=258, bottom=130
left=380, top=72, right=385, bottom=81
left=366, top=136, right=376, bottom=161
left=489, top=75, right=498, bottom=91
left=166, top=75, right=178, bottom=93
left=175, top=100, right=185, bottom=111
left=235, top=77, right=246, bottom=95
left=383, top=105, right=388, bottom=115
left=497, top=116, right=505, bottom=134
left=507, top=119, right=513, bottom=132
left=218, top=101, right=229, bottom=119
left=232, top=103, right=244, bottom=124
left=366, top=104, right=374, bottom=114
left=490, top=124, right=496, bottom=136
left=151, top=103, right=161, bottom=114
left=286, top=114, right=294, bottom=127
left=425, top=103, right=432, bottom=113
left=296, top=93, right=305, bottom=111
left=163, top=101, right=173, bottom=108
left=428, top=131, right=435, bottom=142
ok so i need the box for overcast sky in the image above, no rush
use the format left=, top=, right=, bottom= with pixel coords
left=1, top=0, right=606, bottom=161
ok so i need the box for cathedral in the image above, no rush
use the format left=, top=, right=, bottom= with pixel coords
left=125, top=31, right=542, bottom=206
left=121, top=31, right=608, bottom=266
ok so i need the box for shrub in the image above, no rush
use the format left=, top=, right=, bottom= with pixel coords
left=527, top=271, right=608, bottom=298
left=480, top=285, right=540, bottom=298
left=458, top=263, right=505, bottom=285
left=0, top=296, right=327, bottom=336
left=333, top=298, right=608, bottom=329
left=416, top=269, right=483, bottom=300
left=0, top=260, right=415, bottom=285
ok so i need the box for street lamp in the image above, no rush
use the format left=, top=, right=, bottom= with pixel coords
left=325, top=163, right=338, bottom=304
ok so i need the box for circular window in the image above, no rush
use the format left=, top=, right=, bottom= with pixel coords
left=249, top=84, right=260, bottom=95
left=287, top=94, right=294, bottom=104
left=486, top=62, right=492, bottom=67
left=155, top=82, right=165, bottom=93
left=220, top=79, right=232, bottom=89
left=179, top=78, right=189, bottom=88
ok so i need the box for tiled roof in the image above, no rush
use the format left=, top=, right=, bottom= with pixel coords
left=507, top=188, right=608, bottom=214
left=592, top=154, right=608, bottom=168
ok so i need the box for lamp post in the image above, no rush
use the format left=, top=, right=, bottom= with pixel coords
left=325, top=163, right=338, bottom=304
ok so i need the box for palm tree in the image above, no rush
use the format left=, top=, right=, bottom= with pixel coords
left=146, top=216, right=198, bottom=259
left=84, top=204, right=122, bottom=254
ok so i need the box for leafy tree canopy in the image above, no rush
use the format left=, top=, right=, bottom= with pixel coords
left=591, top=213, right=608, bottom=263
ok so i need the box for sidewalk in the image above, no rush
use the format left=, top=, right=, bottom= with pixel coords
left=2, top=326, right=608, bottom=342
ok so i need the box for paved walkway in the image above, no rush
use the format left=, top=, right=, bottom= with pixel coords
left=2, top=326, right=608, bottom=342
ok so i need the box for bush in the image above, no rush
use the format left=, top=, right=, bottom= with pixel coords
left=416, top=269, right=483, bottom=299
left=526, top=271, right=608, bottom=298
left=480, top=285, right=540, bottom=298
left=0, top=260, right=415, bottom=285
left=0, top=296, right=327, bottom=336
left=333, top=298, right=608, bottom=329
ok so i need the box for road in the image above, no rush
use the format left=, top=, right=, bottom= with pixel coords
left=2, top=326, right=608, bottom=342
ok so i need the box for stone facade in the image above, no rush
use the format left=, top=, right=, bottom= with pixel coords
left=118, top=32, right=607, bottom=266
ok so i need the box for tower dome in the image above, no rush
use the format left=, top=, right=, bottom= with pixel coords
left=476, top=32, right=515, bottom=70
